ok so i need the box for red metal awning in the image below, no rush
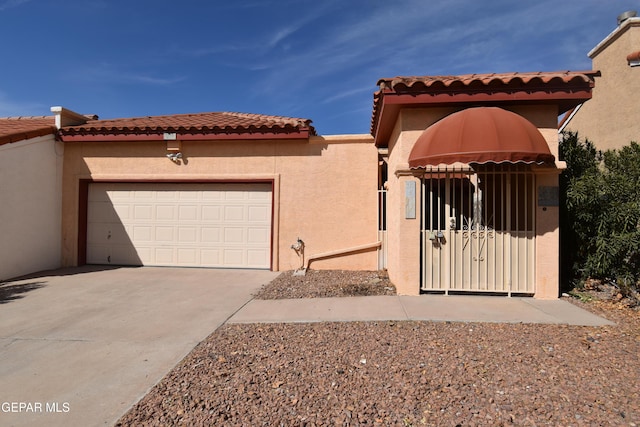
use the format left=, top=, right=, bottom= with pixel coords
left=408, top=107, right=555, bottom=168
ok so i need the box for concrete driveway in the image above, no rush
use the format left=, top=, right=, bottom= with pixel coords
left=0, top=266, right=278, bottom=427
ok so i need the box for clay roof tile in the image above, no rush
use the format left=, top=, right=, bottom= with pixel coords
left=0, top=116, right=56, bottom=146
left=371, top=70, right=600, bottom=143
left=59, top=111, right=316, bottom=139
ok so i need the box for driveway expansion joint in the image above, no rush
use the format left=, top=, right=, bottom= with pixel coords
left=4, top=336, right=93, bottom=342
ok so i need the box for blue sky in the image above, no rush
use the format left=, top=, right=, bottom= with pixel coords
left=0, top=0, right=636, bottom=134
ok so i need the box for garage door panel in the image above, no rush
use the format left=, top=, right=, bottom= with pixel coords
left=201, top=227, right=222, bottom=243
left=87, top=223, right=129, bottom=244
left=135, top=190, right=154, bottom=200
left=224, top=227, right=245, bottom=244
left=132, top=226, right=153, bottom=242
left=87, top=183, right=271, bottom=268
left=107, top=190, right=132, bottom=201
left=223, top=249, right=244, bottom=266
left=224, top=206, right=245, bottom=221
left=156, top=191, right=177, bottom=200
left=86, top=223, right=108, bottom=242
left=87, top=245, right=110, bottom=264
left=224, top=191, right=245, bottom=201
left=248, top=228, right=269, bottom=244
left=202, top=206, right=222, bottom=221
left=179, top=205, right=198, bottom=220
left=110, top=245, right=141, bottom=265
left=248, top=206, right=269, bottom=222
left=179, top=191, right=199, bottom=201
left=201, top=249, right=221, bottom=265
left=202, top=191, right=223, bottom=201
left=113, top=204, right=131, bottom=220
left=178, top=227, right=198, bottom=243
left=134, top=205, right=153, bottom=220
left=249, top=190, right=271, bottom=200
left=154, top=247, right=174, bottom=264
left=154, top=226, right=174, bottom=242
left=155, top=205, right=175, bottom=220
left=177, top=248, right=198, bottom=264
left=247, top=249, right=269, bottom=267
left=88, top=202, right=119, bottom=222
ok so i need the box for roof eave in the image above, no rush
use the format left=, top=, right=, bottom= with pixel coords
left=0, top=126, right=57, bottom=146
left=589, top=17, right=640, bottom=58
left=58, top=129, right=314, bottom=142
left=372, top=89, right=594, bottom=147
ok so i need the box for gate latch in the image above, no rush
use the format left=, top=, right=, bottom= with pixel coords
left=429, top=231, right=445, bottom=244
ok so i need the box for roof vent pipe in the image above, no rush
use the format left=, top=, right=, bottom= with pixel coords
left=617, top=10, right=637, bottom=25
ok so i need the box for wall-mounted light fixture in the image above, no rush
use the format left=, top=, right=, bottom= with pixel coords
left=164, top=132, right=184, bottom=164
left=166, top=152, right=183, bottom=163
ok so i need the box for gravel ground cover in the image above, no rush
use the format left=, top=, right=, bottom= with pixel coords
left=253, top=270, right=396, bottom=299
left=116, top=271, right=640, bottom=426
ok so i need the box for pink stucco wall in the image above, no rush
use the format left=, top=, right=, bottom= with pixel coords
left=61, top=135, right=380, bottom=272
left=384, top=106, right=562, bottom=298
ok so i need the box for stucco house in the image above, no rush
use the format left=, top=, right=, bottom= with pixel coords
left=52, top=70, right=595, bottom=299
left=56, top=112, right=380, bottom=276
left=2, top=70, right=596, bottom=299
left=561, top=11, right=640, bottom=150
left=371, top=71, right=596, bottom=298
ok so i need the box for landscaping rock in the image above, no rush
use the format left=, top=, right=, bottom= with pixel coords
left=115, top=273, right=640, bottom=426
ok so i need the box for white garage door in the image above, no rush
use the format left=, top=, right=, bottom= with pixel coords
left=87, top=182, right=272, bottom=269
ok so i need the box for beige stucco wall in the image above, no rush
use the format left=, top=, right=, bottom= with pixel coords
left=383, top=106, right=562, bottom=298
left=384, top=108, right=455, bottom=295
left=534, top=171, right=561, bottom=299
left=566, top=19, right=640, bottom=151
left=0, top=135, right=63, bottom=280
left=61, top=135, right=379, bottom=272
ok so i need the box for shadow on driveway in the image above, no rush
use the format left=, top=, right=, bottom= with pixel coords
left=0, top=265, right=137, bottom=304
left=0, top=281, right=46, bottom=304
left=0, top=266, right=279, bottom=427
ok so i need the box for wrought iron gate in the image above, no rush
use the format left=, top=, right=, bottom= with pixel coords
left=378, top=188, right=387, bottom=269
left=421, top=164, right=536, bottom=295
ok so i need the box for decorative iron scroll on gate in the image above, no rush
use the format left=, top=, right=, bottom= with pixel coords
left=421, top=164, right=535, bottom=295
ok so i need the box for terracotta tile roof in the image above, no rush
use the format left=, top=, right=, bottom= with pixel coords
left=371, top=70, right=599, bottom=146
left=59, top=111, right=316, bottom=140
left=0, top=116, right=56, bottom=146
left=375, top=71, right=599, bottom=93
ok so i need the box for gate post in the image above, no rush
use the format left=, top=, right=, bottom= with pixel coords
left=386, top=171, right=422, bottom=295
left=534, top=170, right=561, bottom=299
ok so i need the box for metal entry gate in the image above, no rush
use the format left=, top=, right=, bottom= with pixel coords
left=421, top=164, right=536, bottom=295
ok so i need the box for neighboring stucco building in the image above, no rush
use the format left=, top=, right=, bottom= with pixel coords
left=0, top=115, right=59, bottom=280
left=562, top=11, right=640, bottom=150
left=0, top=108, right=92, bottom=281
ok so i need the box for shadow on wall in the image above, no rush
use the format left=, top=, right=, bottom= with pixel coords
left=78, top=140, right=328, bottom=159
left=85, top=183, right=143, bottom=267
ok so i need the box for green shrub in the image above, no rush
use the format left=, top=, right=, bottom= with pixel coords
left=560, top=132, right=640, bottom=297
